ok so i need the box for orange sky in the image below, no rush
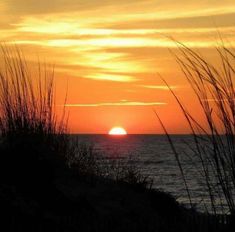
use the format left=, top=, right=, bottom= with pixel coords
left=1, top=0, right=235, bottom=134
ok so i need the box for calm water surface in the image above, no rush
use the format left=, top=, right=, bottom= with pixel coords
left=73, top=134, right=226, bottom=212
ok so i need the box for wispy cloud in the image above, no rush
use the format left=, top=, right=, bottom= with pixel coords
left=14, top=19, right=235, bottom=36
left=140, top=85, right=179, bottom=90
left=84, top=73, right=138, bottom=82
left=9, top=36, right=235, bottom=49
left=64, top=101, right=166, bottom=107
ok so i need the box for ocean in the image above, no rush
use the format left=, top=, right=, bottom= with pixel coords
left=74, top=134, right=228, bottom=212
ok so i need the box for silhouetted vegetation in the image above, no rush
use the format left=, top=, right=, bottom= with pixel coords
left=158, top=42, right=235, bottom=227
left=0, top=47, right=70, bottom=193
left=104, top=155, right=154, bottom=189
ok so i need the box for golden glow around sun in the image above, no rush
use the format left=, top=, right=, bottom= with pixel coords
left=108, top=127, right=127, bottom=135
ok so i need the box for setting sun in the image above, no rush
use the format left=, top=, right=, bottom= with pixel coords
left=108, top=127, right=127, bottom=135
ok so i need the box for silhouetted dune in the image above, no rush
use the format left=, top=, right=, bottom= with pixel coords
left=0, top=163, right=232, bottom=232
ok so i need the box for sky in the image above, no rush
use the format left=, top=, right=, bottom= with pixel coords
left=0, top=0, right=235, bottom=134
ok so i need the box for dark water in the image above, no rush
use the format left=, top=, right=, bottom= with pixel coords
left=74, top=134, right=227, bottom=212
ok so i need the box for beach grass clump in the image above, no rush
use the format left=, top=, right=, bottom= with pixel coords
left=104, top=155, right=153, bottom=189
left=67, top=141, right=103, bottom=179
left=117, top=164, right=153, bottom=189
left=160, top=42, right=235, bottom=216
left=67, top=142, right=153, bottom=189
left=0, top=46, right=69, bottom=188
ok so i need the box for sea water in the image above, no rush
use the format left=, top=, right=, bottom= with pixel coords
left=73, top=134, right=230, bottom=212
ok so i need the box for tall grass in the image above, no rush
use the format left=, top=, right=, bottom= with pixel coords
left=0, top=46, right=67, bottom=136
left=161, top=43, right=235, bottom=215
left=0, top=46, right=70, bottom=187
left=104, top=155, right=153, bottom=189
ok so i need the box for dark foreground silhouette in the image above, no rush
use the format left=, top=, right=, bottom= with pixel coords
left=0, top=141, right=233, bottom=232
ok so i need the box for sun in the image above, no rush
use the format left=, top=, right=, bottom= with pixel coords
left=108, top=127, right=127, bottom=135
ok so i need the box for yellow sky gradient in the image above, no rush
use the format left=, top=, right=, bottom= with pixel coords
left=1, top=0, right=235, bottom=133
